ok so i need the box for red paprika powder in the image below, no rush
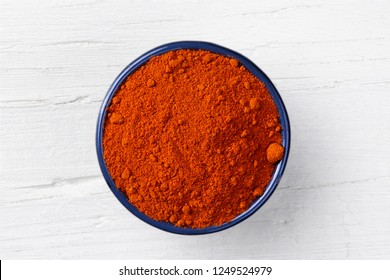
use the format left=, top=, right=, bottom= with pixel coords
left=103, top=49, right=284, bottom=228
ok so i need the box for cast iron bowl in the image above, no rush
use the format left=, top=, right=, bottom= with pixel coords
left=96, top=41, right=290, bottom=234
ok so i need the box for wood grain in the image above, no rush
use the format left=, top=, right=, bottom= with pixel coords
left=1, top=0, right=389, bottom=259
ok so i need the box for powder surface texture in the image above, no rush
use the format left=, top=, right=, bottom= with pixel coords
left=103, top=49, right=283, bottom=228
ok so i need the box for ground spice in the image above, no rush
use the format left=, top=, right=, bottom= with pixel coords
left=103, top=49, right=284, bottom=228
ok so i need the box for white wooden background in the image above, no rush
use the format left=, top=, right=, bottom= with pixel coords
left=1, top=0, right=389, bottom=259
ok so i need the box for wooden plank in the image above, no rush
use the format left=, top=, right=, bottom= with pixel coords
left=1, top=0, right=390, bottom=259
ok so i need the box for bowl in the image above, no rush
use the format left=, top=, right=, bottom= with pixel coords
left=96, top=41, right=290, bottom=234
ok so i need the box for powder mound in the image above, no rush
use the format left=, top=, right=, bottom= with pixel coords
left=103, top=49, right=284, bottom=228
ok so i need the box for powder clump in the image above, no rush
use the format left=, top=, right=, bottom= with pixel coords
left=266, top=143, right=284, bottom=164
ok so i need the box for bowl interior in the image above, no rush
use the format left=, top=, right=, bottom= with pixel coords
left=96, top=41, right=290, bottom=234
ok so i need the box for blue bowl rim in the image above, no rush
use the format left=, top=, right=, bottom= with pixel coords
left=96, top=41, right=291, bottom=235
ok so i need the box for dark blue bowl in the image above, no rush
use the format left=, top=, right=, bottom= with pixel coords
left=96, top=41, right=290, bottom=235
